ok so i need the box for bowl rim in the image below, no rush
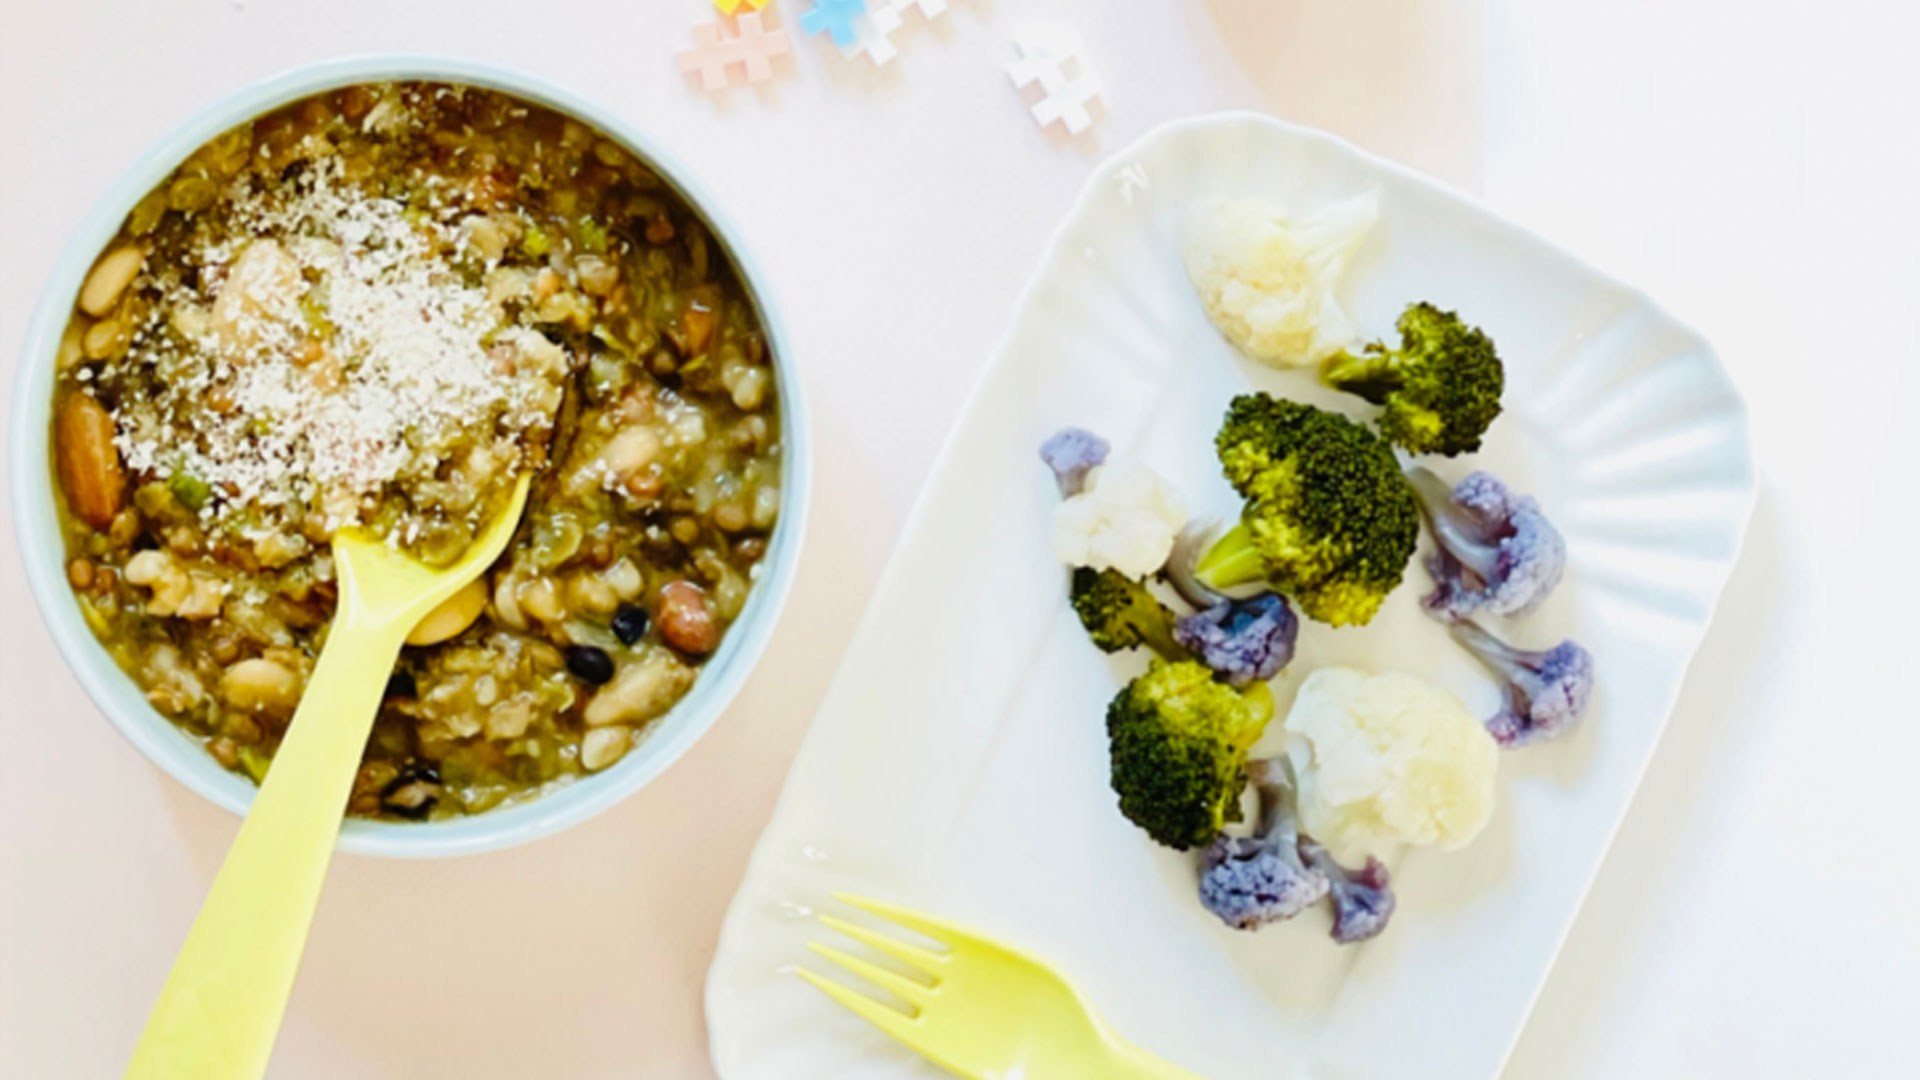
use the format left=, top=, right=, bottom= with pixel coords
left=7, top=54, right=812, bottom=858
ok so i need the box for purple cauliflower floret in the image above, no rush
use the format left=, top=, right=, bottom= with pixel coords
left=1451, top=619, right=1595, bottom=747
left=1174, top=592, right=1299, bottom=688
left=1198, top=761, right=1330, bottom=930
left=1408, top=467, right=1565, bottom=621
left=1299, top=839, right=1397, bottom=944
left=1040, top=427, right=1111, bottom=498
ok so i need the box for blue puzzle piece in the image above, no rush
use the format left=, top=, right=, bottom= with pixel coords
left=800, top=0, right=867, bottom=47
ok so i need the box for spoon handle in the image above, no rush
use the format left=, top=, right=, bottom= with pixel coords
left=125, top=614, right=409, bottom=1080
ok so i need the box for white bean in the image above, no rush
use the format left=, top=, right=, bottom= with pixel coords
left=583, top=650, right=694, bottom=727
left=598, top=426, right=661, bottom=478
left=79, top=247, right=146, bottom=317
left=604, top=558, right=643, bottom=601
left=221, top=658, right=301, bottom=714
left=123, top=550, right=172, bottom=586
left=580, top=726, right=632, bottom=771
left=518, top=576, right=564, bottom=624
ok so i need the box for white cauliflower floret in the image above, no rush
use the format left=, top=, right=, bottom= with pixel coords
left=1050, top=458, right=1187, bottom=579
left=1183, top=191, right=1377, bottom=368
left=1283, top=667, right=1498, bottom=860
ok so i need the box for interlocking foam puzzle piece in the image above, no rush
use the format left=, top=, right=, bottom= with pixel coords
left=1006, top=18, right=1103, bottom=134
left=712, top=0, right=771, bottom=13
left=799, top=0, right=867, bottom=47
left=834, top=0, right=948, bottom=66
left=678, top=10, right=794, bottom=91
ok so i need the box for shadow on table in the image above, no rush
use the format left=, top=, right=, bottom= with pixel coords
left=1188, top=0, right=1485, bottom=189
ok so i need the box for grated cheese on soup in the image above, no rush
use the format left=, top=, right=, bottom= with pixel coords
left=107, top=154, right=564, bottom=538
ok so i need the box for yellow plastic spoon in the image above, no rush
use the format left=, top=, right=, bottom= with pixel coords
left=124, top=476, right=530, bottom=1080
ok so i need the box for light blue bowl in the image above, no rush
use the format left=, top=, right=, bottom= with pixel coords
left=8, top=56, right=810, bottom=858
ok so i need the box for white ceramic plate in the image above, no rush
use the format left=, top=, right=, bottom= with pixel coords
left=705, top=113, right=1754, bottom=1079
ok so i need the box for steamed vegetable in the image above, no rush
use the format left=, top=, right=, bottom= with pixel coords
left=1321, top=302, right=1504, bottom=456
left=1107, top=659, right=1276, bottom=850
left=1299, top=838, right=1397, bottom=944
left=1039, top=426, right=1110, bottom=497
left=1451, top=620, right=1595, bottom=748
left=1070, top=567, right=1184, bottom=659
left=1198, top=395, right=1419, bottom=627
left=1183, top=192, right=1378, bottom=368
left=1282, top=667, right=1499, bottom=859
left=1173, top=593, right=1298, bottom=688
left=1198, top=759, right=1329, bottom=930
left=1409, top=467, right=1565, bottom=621
left=1051, top=457, right=1188, bottom=579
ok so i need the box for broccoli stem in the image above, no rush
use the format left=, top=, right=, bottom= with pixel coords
left=1138, top=615, right=1187, bottom=663
left=1241, top=681, right=1276, bottom=731
left=1408, top=467, right=1501, bottom=582
left=1194, top=523, right=1271, bottom=590
left=1321, top=350, right=1399, bottom=405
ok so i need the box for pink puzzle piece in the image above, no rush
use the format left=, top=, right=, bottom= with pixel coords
left=678, top=11, right=794, bottom=91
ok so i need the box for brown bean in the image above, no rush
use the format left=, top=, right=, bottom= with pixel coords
left=66, top=558, right=94, bottom=590
left=656, top=581, right=718, bottom=655
left=55, top=393, right=127, bottom=528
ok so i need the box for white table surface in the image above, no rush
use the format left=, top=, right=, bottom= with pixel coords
left=2, top=2, right=1914, bottom=1077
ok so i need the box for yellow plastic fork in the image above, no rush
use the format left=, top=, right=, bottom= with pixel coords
left=125, top=477, right=530, bottom=1080
left=797, top=894, right=1206, bottom=1080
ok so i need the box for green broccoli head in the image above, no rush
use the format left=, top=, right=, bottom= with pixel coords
left=1201, top=395, right=1419, bottom=627
left=1106, top=659, right=1275, bottom=850
left=1321, top=302, right=1505, bottom=456
left=1071, top=567, right=1184, bottom=659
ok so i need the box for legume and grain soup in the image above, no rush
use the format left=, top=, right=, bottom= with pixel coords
left=50, top=82, right=782, bottom=820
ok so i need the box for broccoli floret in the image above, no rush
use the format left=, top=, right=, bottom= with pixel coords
left=1299, top=838, right=1397, bottom=943
left=1040, top=427, right=1110, bottom=497
left=1321, top=302, right=1504, bottom=456
left=1070, top=567, right=1184, bottom=658
left=1107, top=660, right=1275, bottom=850
left=1197, top=395, right=1419, bottom=627
left=1174, top=592, right=1298, bottom=688
left=1451, top=619, right=1595, bottom=747
left=1198, top=759, right=1330, bottom=929
left=1409, top=467, right=1566, bottom=621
